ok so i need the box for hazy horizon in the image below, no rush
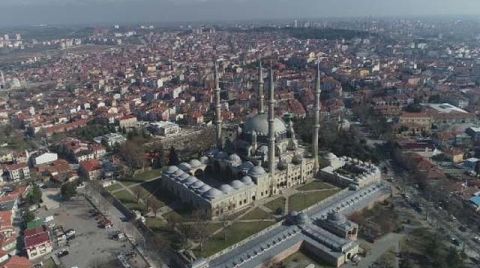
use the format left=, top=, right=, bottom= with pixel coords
left=1, top=0, right=480, bottom=26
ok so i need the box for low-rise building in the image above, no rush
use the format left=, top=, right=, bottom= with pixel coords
left=146, top=121, right=181, bottom=136
left=4, top=163, right=30, bottom=181
left=24, top=226, right=52, bottom=260
left=79, top=159, right=102, bottom=180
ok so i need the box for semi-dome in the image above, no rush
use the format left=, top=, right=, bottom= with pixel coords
left=241, top=176, right=254, bottom=185
left=165, top=166, right=179, bottom=174
left=203, top=188, right=223, bottom=199
left=219, top=184, right=234, bottom=194
left=231, top=180, right=244, bottom=189
left=248, top=166, right=266, bottom=177
left=243, top=113, right=287, bottom=137
left=189, top=159, right=202, bottom=168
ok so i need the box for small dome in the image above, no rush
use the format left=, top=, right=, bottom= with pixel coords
left=241, top=176, right=254, bottom=185
left=229, top=154, right=242, bottom=166
left=200, top=156, right=209, bottom=164
left=327, top=211, right=346, bottom=224
left=248, top=166, right=266, bottom=177
left=219, top=184, right=234, bottom=194
left=184, top=176, right=198, bottom=186
left=326, top=153, right=337, bottom=160
left=197, top=185, right=212, bottom=193
left=178, top=173, right=190, bottom=181
left=203, top=188, right=223, bottom=199
left=290, top=211, right=299, bottom=217
left=292, top=154, right=302, bottom=165
left=165, top=166, right=179, bottom=174
left=189, top=159, right=202, bottom=168
left=178, top=162, right=192, bottom=171
left=214, top=151, right=228, bottom=159
left=239, top=161, right=255, bottom=171
left=190, top=180, right=205, bottom=189
left=256, top=145, right=269, bottom=155
left=297, top=212, right=310, bottom=225
left=174, top=169, right=185, bottom=176
left=231, top=180, right=244, bottom=190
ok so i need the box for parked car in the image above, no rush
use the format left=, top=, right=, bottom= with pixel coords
left=57, top=249, right=69, bottom=257
left=65, top=229, right=76, bottom=238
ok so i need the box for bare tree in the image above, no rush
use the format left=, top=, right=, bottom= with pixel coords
left=191, top=210, right=210, bottom=252
left=148, top=197, right=161, bottom=217
left=133, top=187, right=145, bottom=203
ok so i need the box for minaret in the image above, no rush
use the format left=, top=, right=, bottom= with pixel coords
left=214, top=61, right=222, bottom=149
left=267, top=65, right=276, bottom=175
left=258, top=61, right=265, bottom=114
left=0, top=71, right=4, bottom=89
left=312, top=62, right=321, bottom=172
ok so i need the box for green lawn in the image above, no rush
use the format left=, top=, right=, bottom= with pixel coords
left=113, top=190, right=146, bottom=213
left=288, top=189, right=339, bottom=212
left=105, top=183, right=123, bottom=192
left=195, top=220, right=275, bottom=257
left=146, top=217, right=166, bottom=231
left=264, top=197, right=286, bottom=213
left=240, top=207, right=274, bottom=220
left=297, top=181, right=335, bottom=191
left=113, top=190, right=136, bottom=203
left=117, top=168, right=163, bottom=186
left=134, top=169, right=164, bottom=181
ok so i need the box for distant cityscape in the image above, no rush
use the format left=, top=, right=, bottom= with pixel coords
left=0, top=16, right=479, bottom=268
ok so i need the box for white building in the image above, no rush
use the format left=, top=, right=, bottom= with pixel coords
left=321, top=153, right=381, bottom=188
left=32, top=152, right=58, bottom=166
left=147, top=121, right=181, bottom=136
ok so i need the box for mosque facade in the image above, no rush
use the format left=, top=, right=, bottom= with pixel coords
left=161, top=61, right=322, bottom=219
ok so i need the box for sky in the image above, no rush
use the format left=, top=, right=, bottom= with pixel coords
left=1, top=0, right=480, bottom=26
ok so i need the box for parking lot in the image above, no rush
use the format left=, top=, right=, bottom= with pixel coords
left=36, top=196, right=148, bottom=268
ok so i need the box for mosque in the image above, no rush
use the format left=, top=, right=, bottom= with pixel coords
left=162, top=61, right=322, bottom=219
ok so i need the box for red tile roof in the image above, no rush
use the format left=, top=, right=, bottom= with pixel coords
left=80, top=159, right=101, bottom=172
left=2, top=256, right=32, bottom=268
left=24, top=231, right=50, bottom=249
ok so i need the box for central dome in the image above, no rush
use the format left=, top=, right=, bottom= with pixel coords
left=243, top=113, right=287, bottom=137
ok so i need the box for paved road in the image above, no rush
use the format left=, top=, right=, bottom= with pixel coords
left=344, top=233, right=403, bottom=268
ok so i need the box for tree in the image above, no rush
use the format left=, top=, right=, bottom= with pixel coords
left=168, top=146, right=180, bottom=166
left=24, top=210, right=35, bottom=223
left=133, top=187, right=145, bottom=203
left=61, top=182, right=77, bottom=200
left=118, top=139, right=145, bottom=173
left=27, top=184, right=42, bottom=205
left=148, top=197, right=161, bottom=217
left=191, top=210, right=210, bottom=252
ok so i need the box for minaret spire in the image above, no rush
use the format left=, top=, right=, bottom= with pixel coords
left=214, top=60, right=223, bottom=149
left=267, top=63, right=276, bottom=175
left=313, top=61, right=321, bottom=173
left=258, top=60, right=265, bottom=114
